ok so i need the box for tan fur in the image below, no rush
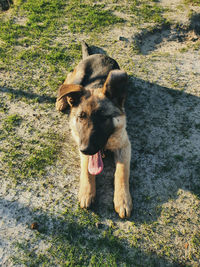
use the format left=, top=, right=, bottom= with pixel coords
left=70, top=94, right=132, bottom=218
left=56, top=69, right=85, bottom=111
left=56, top=51, right=132, bottom=218
left=79, top=152, right=96, bottom=208
left=113, top=140, right=132, bottom=218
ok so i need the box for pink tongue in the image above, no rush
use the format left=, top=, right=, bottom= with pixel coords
left=88, top=151, right=103, bottom=175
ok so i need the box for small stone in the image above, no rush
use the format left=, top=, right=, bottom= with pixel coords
left=30, top=222, right=39, bottom=230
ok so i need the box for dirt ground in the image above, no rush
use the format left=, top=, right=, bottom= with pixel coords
left=1, top=0, right=200, bottom=266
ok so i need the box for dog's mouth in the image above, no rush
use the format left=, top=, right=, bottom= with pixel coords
left=88, top=151, right=103, bottom=175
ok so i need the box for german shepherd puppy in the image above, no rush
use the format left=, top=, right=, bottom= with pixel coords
left=56, top=42, right=132, bottom=218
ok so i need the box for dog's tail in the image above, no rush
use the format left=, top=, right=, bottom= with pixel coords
left=81, top=41, right=90, bottom=59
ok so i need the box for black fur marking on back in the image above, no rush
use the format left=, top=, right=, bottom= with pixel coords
left=76, top=54, right=120, bottom=90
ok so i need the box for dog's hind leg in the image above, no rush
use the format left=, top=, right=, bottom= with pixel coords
left=81, top=41, right=90, bottom=59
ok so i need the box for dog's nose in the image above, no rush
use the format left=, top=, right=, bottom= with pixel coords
left=80, top=145, right=97, bottom=155
left=80, top=148, right=89, bottom=154
left=80, top=144, right=89, bottom=154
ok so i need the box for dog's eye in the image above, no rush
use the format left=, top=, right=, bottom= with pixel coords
left=78, top=111, right=87, bottom=119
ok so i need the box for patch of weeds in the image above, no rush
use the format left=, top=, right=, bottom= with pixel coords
left=179, top=46, right=189, bottom=53
left=21, top=0, right=65, bottom=21
left=159, top=160, right=174, bottom=173
left=193, top=40, right=200, bottom=50
left=0, top=0, right=64, bottom=47
left=0, top=0, right=82, bottom=96
left=195, top=123, right=200, bottom=130
left=131, top=40, right=141, bottom=54
left=143, top=194, right=153, bottom=203
left=2, top=114, right=22, bottom=132
left=178, top=120, right=191, bottom=138
left=174, top=155, right=184, bottom=162
left=184, top=0, right=200, bottom=5
left=23, top=141, right=58, bottom=176
left=11, top=209, right=134, bottom=266
left=191, top=232, right=200, bottom=258
left=0, top=0, right=124, bottom=101
left=0, top=120, right=63, bottom=181
left=65, top=1, right=124, bottom=33
left=16, top=44, right=74, bottom=69
left=161, top=208, right=173, bottom=225
left=130, top=0, right=167, bottom=24
left=0, top=99, right=9, bottom=113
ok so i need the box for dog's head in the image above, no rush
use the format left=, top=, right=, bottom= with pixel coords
left=57, top=70, right=128, bottom=155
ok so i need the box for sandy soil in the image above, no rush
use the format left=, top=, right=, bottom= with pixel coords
left=1, top=0, right=200, bottom=265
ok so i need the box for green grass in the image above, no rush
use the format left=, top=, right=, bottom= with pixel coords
left=2, top=114, right=22, bottom=132
left=1, top=0, right=200, bottom=266
left=0, top=0, right=68, bottom=56
left=0, top=0, right=124, bottom=98
left=184, top=0, right=200, bottom=5
left=11, top=208, right=156, bottom=266
left=0, top=114, right=62, bottom=181
left=65, top=1, right=123, bottom=33
left=0, top=0, right=90, bottom=181
left=130, top=0, right=167, bottom=24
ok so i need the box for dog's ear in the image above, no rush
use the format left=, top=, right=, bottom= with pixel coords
left=56, top=84, right=84, bottom=111
left=103, top=70, right=128, bottom=107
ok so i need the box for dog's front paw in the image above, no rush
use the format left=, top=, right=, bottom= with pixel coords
left=79, top=183, right=95, bottom=209
left=114, top=190, right=132, bottom=218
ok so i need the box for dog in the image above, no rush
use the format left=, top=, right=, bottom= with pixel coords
left=56, top=42, right=132, bottom=218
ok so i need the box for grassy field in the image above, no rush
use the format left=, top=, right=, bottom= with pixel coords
left=1, top=0, right=200, bottom=266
